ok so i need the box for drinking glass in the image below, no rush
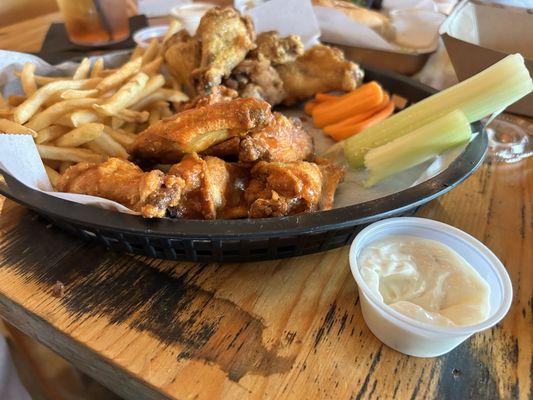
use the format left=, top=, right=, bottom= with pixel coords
left=56, top=0, right=131, bottom=46
left=485, top=114, right=533, bottom=164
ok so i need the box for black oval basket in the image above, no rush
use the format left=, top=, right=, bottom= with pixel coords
left=0, top=67, right=487, bottom=262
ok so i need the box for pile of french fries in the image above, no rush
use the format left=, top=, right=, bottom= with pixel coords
left=0, top=21, right=186, bottom=187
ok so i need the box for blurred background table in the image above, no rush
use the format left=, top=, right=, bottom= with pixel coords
left=0, top=9, right=531, bottom=400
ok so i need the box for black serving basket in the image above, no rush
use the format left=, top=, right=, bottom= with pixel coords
left=0, top=67, right=488, bottom=262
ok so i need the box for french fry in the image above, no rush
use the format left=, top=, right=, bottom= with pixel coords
left=8, top=95, right=26, bottom=106
left=26, top=98, right=103, bottom=131
left=44, top=165, right=61, bottom=187
left=167, top=75, right=181, bottom=90
left=141, top=38, right=159, bottom=65
left=90, top=58, right=104, bottom=78
left=0, top=93, right=7, bottom=108
left=14, top=78, right=101, bottom=124
left=141, top=57, right=163, bottom=76
left=128, top=74, right=166, bottom=109
left=95, top=58, right=142, bottom=93
left=103, top=126, right=136, bottom=147
left=130, top=46, right=144, bottom=60
left=162, top=20, right=181, bottom=45
left=94, top=72, right=149, bottom=116
left=59, top=161, right=73, bottom=174
left=161, top=88, right=189, bottom=102
left=37, top=144, right=103, bottom=163
left=0, top=108, right=13, bottom=118
left=36, top=125, right=68, bottom=144
left=55, top=123, right=104, bottom=147
left=117, top=109, right=149, bottom=123
left=55, top=114, right=75, bottom=128
left=97, top=69, right=117, bottom=78
left=33, top=75, right=70, bottom=85
left=72, top=58, right=91, bottom=79
left=131, top=86, right=187, bottom=111
left=21, top=62, right=37, bottom=96
left=160, top=103, right=173, bottom=118
left=70, top=110, right=100, bottom=127
left=84, top=141, right=108, bottom=156
left=44, top=160, right=61, bottom=169
left=92, top=131, right=129, bottom=158
left=122, top=122, right=137, bottom=133
left=149, top=108, right=160, bottom=125
left=60, top=89, right=99, bottom=100
left=0, top=118, right=37, bottom=137
left=111, top=116, right=125, bottom=129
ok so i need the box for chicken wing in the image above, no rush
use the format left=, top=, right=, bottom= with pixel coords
left=167, top=153, right=250, bottom=219
left=251, top=31, right=304, bottom=65
left=192, top=7, right=255, bottom=93
left=224, top=58, right=286, bottom=105
left=163, top=30, right=201, bottom=96
left=56, top=158, right=184, bottom=218
left=245, top=158, right=345, bottom=218
left=203, top=112, right=314, bottom=163
left=275, top=44, right=364, bottom=104
left=131, top=97, right=273, bottom=164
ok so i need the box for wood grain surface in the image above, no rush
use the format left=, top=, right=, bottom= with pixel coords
left=0, top=154, right=531, bottom=400
left=0, top=11, right=531, bottom=400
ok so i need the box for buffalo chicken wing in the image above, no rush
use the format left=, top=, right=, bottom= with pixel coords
left=131, top=97, right=272, bottom=164
left=204, top=112, right=314, bottom=163
left=56, top=158, right=184, bottom=218
left=245, top=159, right=345, bottom=218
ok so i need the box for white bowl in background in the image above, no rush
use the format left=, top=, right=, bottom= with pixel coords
left=170, top=3, right=215, bottom=35
left=133, top=25, right=169, bottom=48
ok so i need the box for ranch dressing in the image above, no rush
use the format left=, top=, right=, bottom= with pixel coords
left=358, top=235, right=491, bottom=327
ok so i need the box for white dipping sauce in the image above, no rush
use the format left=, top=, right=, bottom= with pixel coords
left=358, top=235, right=491, bottom=327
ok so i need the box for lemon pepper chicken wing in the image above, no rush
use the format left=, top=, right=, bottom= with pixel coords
left=163, top=30, right=201, bottom=96
left=192, top=7, right=255, bottom=93
left=56, top=158, right=184, bottom=218
left=251, top=31, right=304, bottom=65
left=224, top=58, right=286, bottom=106
left=131, top=97, right=273, bottom=164
left=275, top=44, right=364, bottom=105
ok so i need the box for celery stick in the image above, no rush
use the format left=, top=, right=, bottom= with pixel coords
left=344, top=54, right=533, bottom=168
left=364, top=110, right=471, bottom=187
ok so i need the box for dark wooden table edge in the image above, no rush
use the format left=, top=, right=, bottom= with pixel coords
left=0, top=290, right=171, bottom=400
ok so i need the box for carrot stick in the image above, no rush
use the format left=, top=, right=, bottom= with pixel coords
left=315, top=92, right=340, bottom=102
left=313, top=88, right=383, bottom=128
left=313, top=81, right=382, bottom=115
left=304, top=100, right=318, bottom=115
left=329, top=93, right=390, bottom=128
left=327, top=101, right=395, bottom=141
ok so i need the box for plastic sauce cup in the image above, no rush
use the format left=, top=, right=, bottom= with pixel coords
left=349, top=217, right=513, bottom=357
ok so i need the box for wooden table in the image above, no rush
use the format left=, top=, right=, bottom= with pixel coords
left=0, top=13, right=532, bottom=400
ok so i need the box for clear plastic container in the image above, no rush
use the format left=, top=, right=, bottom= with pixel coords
left=349, top=217, right=513, bottom=357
